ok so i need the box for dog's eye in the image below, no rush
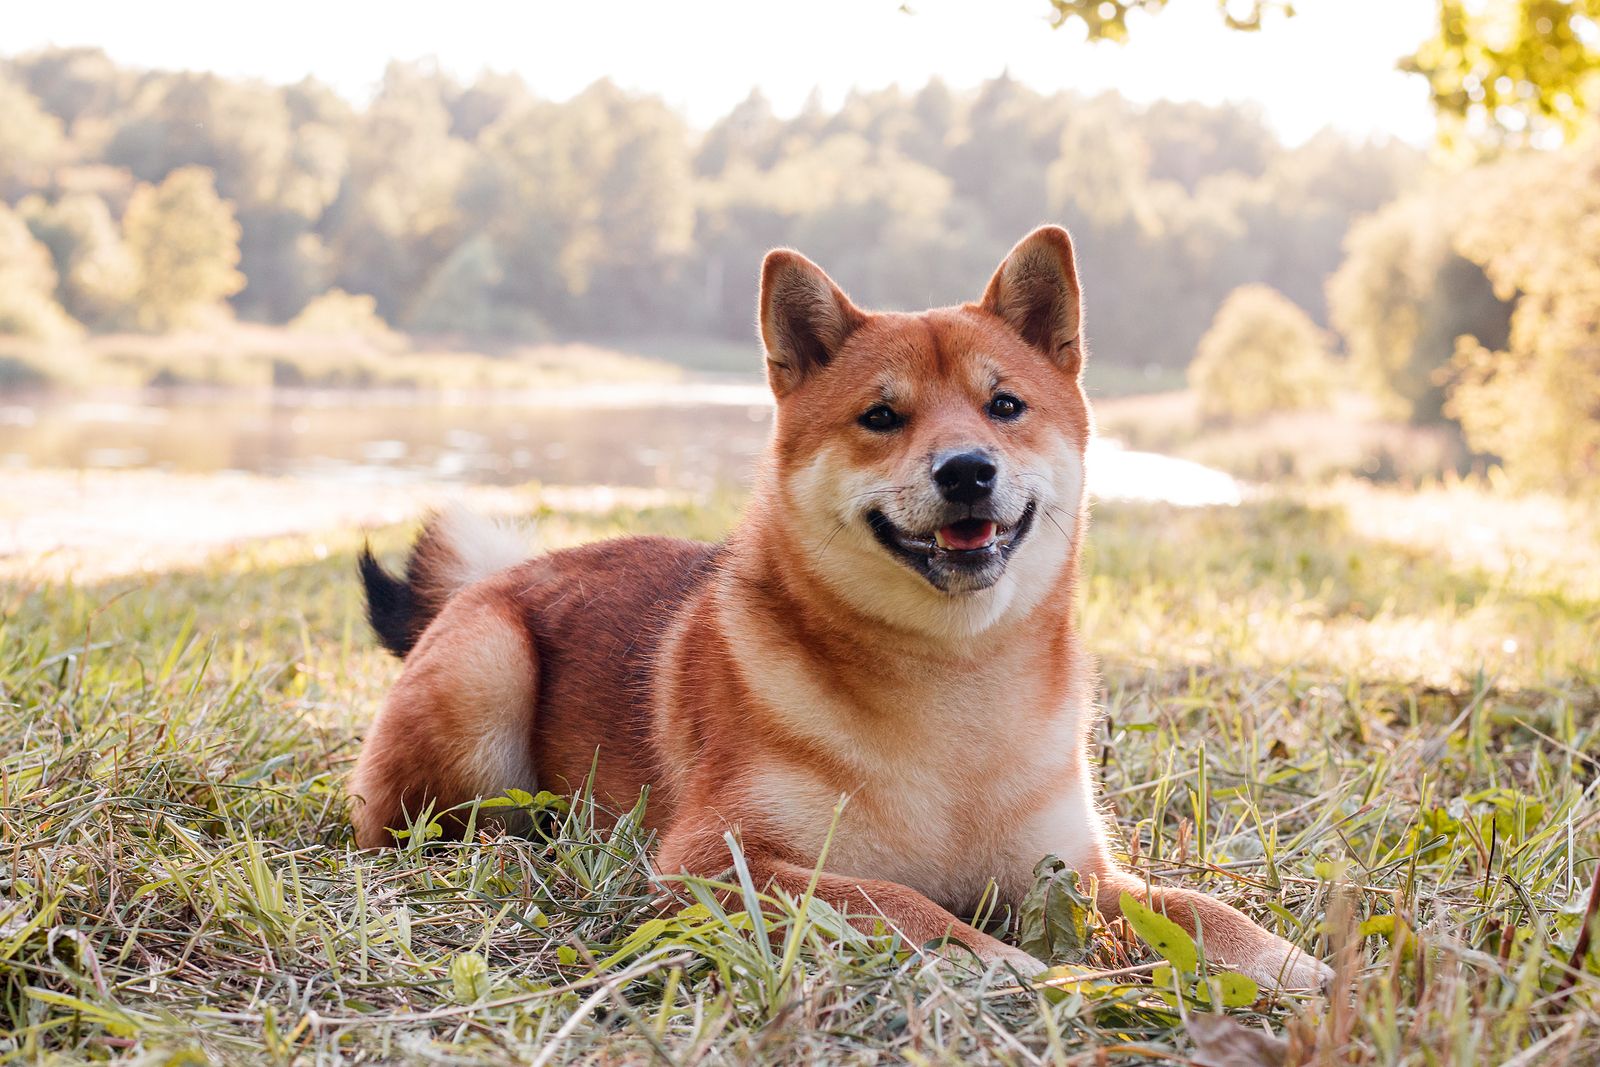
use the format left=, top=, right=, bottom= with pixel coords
left=859, top=405, right=903, bottom=432
left=988, top=393, right=1026, bottom=420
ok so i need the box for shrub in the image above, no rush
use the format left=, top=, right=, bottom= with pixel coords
left=1188, top=284, right=1330, bottom=421
left=288, top=288, right=401, bottom=347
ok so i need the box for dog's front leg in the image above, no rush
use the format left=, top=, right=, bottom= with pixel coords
left=1095, top=869, right=1333, bottom=990
left=657, top=827, right=1045, bottom=976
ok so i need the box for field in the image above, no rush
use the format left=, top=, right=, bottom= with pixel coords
left=2, top=482, right=1598, bottom=1064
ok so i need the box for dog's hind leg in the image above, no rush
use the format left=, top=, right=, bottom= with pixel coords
left=350, top=584, right=539, bottom=848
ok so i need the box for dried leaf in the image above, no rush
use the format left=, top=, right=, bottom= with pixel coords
left=1018, top=855, right=1095, bottom=963
left=1188, top=1013, right=1289, bottom=1067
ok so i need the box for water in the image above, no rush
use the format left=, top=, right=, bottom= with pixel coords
left=0, top=386, right=1241, bottom=506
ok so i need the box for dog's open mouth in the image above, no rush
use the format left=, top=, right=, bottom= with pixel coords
left=867, top=502, right=1036, bottom=588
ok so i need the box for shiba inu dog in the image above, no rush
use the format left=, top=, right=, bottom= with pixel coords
left=352, top=226, right=1332, bottom=989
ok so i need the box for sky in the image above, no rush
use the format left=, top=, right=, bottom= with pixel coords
left=4, top=0, right=1440, bottom=145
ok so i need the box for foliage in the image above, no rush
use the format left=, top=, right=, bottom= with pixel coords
left=19, top=192, right=140, bottom=328
left=1403, top=0, right=1600, bottom=150
left=1189, top=284, right=1330, bottom=420
left=0, top=202, right=81, bottom=342
left=1, top=487, right=1596, bottom=1061
left=1044, top=0, right=1600, bottom=148
left=1044, top=0, right=1294, bottom=40
left=406, top=235, right=547, bottom=339
left=122, top=166, right=246, bottom=331
left=1327, top=188, right=1511, bottom=424
left=1446, top=143, right=1600, bottom=489
left=287, top=288, right=401, bottom=347
left=0, top=72, right=65, bottom=198
left=0, top=48, right=1414, bottom=368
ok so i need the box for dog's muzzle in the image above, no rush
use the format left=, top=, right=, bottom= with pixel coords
left=867, top=500, right=1037, bottom=592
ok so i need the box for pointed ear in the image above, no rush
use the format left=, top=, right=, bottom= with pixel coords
left=759, top=249, right=866, bottom=396
left=980, top=226, right=1085, bottom=375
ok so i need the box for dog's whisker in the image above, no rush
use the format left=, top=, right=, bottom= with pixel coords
left=816, top=519, right=851, bottom=560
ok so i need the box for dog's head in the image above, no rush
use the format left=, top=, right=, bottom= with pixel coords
left=757, top=226, right=1092, bottom=637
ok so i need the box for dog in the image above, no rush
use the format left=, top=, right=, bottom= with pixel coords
left=351, top=226, right=1332, bottom=989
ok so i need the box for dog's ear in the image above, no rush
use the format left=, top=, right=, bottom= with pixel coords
left=980, top=226, right=1084, bottom=376
left=759, top=249, right=866, bottom=396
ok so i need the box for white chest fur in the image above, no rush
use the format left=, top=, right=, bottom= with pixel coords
left=726, top=617, right=1106, bottom=911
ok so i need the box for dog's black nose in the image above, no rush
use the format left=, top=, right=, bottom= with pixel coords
left=933, top=450, right=998, bottom=503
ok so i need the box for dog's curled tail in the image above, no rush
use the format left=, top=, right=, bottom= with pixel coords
left=358, top=505, right=532, bottom=658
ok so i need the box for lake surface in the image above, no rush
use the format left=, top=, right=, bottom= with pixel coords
left=0, top=385, right=1241, bottom=506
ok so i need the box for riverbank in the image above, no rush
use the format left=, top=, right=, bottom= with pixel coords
left=0, top=324, right=694, bottom=392
left=0, top=470, right=703, bottom=583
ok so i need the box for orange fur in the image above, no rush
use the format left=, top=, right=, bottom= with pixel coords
left=350, top=227, right=1332, bottom=989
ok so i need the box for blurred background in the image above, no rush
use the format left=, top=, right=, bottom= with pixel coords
left=1, top=0, right=1596, bottom=578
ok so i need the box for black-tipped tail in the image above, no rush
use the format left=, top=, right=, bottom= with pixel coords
left=359, top=543, right=423, bottom=658
left=360, top=508, right=530, bottom=658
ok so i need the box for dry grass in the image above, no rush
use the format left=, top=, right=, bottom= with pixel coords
left=1, top=484, right=1597, bottom=1063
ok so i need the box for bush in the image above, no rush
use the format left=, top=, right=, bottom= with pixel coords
left=0, top=202, right=81, bottom=342
left=288, top=288, right=401, bottom=347
left=1188, top=284, right=1330, bottom=421
left=1444, top=145, right=1600, bottom=491
left=123, top=166, right=244, bottom=331
left=1326, top=187, right=1511, bottom=424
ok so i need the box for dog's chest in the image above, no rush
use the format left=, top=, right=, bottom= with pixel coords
left=750, top=700, right=1100, bottom=910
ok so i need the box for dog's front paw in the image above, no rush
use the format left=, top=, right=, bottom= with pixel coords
left=1237, top=939, right=1334, bottom=992
left=978, top=938, right=1049, bottom=979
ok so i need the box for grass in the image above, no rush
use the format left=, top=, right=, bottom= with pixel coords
left=1, top=485, right=1598, bottom=1063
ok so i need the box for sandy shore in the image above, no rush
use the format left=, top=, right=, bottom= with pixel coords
left=0, top=469, right=686, bottom=583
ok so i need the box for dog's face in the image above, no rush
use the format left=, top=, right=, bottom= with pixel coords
left=758, top=227, right=1091, bottom=637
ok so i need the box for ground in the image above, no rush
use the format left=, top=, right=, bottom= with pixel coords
left=1, top=482, right=1597, bottom=1064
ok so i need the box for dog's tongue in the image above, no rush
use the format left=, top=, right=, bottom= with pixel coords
left=935, top=520, right=998, bottom=551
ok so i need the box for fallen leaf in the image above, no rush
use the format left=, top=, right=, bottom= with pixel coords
left=1019, top=855, right=1095, bottom=963
left=1188, top=1013, right=1289, bottom=1067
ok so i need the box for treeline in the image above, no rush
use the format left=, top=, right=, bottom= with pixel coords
left=0, top=48, right=1418, bottom=369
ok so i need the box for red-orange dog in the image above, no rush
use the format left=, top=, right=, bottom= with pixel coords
left=352, top=227, right=1331, bottom=987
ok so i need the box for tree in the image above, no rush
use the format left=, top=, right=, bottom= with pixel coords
left=1327, top=189, right=1511, bottom=423
left=1188, top=284, right=1330, bottom=420
left=1041, top=0, right=1600, bottom=148
left=19, top=192, right=139, bottom=328
left=0, top=48, right=1439, bottom=361
left=0, top=74, right=65, bottom=198
left=106, top=72, right=294, bottom=208
left=0, top=202, right=81, bottom=341
left=1045, top=0, right=1292, bottom=41
left=1446, top=144, right=1600, bottom=489
left=471, top=80, right=694, bottom=332
left=407, top=234, right=544, bottom=338
left=8, top=46, right=131, bottom=132
left=289, top=288, right=401, bottom=347
left=1403, top=0, right=1600, bottom=150
left=325, top=61, right=471, bottom=321
left=123, top=167, right=245, bottom=330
